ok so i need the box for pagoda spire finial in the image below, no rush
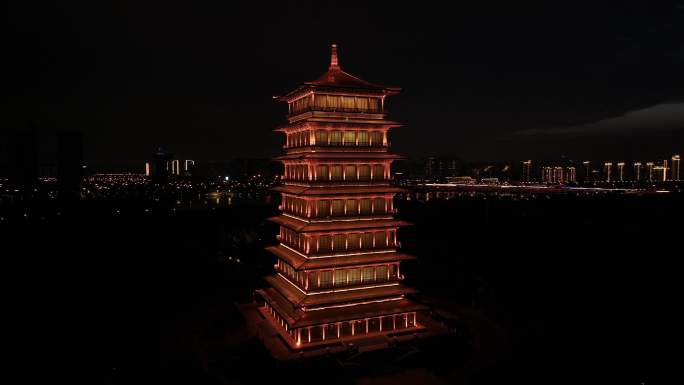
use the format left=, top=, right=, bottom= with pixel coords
left=329, top=43, right=340, bottom=70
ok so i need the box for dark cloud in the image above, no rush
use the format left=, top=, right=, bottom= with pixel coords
left=516, top=103, right=684, bottom=136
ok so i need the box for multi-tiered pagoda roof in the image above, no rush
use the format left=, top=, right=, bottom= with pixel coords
left=251, top=45, right=437, bottom=357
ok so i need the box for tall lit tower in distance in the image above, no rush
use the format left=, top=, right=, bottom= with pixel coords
left=603, top=162, right=612, bottom=182
left=582, top=161, right=591, bottom=181
left=655, top=160, right=668, bottom=182
left=553, top=167, right=564, bottom=184
left=646, top=162, right=654, bottom=182
left=633, top=162, right=642, bottom=181
left=672, top=155, right=680, bottom=181
left=566, top=167, right=576, bottom=183
left=522, top=160, right=532, bottom=182
left=617, top=162, right=625, bottom=182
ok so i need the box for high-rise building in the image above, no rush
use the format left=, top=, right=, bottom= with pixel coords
left=582, top=161, right=591, bottom=181
left=646, top=162, right=654, bottom=182
left=633, top=162, right=642, bottom=181
left=604, top=162, right=613, bottom=182
left=255, top=45, right=430, bottom=354
left=170, top=159, right=181, bottom=176
left=151, top=148, right=173, bottom=184
left=672, top=155, right=680, bottom=181
left=617, top=162, right=625, bottom=182
left=655, top=160, right=668, bottom=182
left=553, top=166, right=564, bottom=183
left=522, top=160, right=532, bottom=182
left=184, top=160, right=195, bottom=175
left=566, top=166, right=576, bottom=183
left=591, top=169, right=600, bottom=181
left=424, top=156, right=462, bottom=178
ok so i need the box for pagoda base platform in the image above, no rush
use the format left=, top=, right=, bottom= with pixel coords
left=237, top=301, right=450, bottom=361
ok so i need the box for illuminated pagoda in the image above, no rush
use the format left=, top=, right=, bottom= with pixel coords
left=254, top=44, right=429, bottom=355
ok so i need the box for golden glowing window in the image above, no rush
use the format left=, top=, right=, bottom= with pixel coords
left=359, top=199, right=372, bottom=215
left=330, top=165, right=343, bottom=181
left=330, top=130, right=342, bottom=145
left=358, top=165, right=371, bottom=180
left=375, top=232, right=388, bottom=248
left=333, top=234, right=346, bottom=250
left=368, top=97, right=380, bottom=111
left=291, top=97, right=310, bottom=114
left=319, top=235, right=332, bottom=252
left=316, top=200, right=330, bottom=217
left=334, top=270, right=346, bottom=286
left=331, top=200, right=345, bottom=216
left=370, top=131, right=383, bottom=146
left=348, top=269, right=361, bottom=285
left=389, top=264, right=398, bottom=279
left=341, top=96, right=355, bottom=109
left=345, top=199, right=358, bottom=214
left=315, top=130, right=328, bottom=145
left=348, top=233, right=361, bottom=250
left=361, top=233, right=374, bottom=249
left=316, top=165, right=329, bottom=181
left=327, top=94, right=340, bottom=108
left=362, top=266, right=375, bottom=283
left=343, top=131, right=356, bottom=145
left=373, top=197, right=386, bottom=213
left=376, top=265, right=388, bottom=281
left=344, top=165, right=357, bottom=180
left=319, top=271, right=333, bottom=288
left=372, top=165, right=385, bottom=180
left=357, top=131, right=369, bottom=146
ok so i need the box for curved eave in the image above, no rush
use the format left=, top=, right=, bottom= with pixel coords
left=268, top=215, right=412, bottom=232
left=275, top=152, right=404, bottom=161
left=272, top=185, right=406, bottom=196
left=267, top=244, right=416, bottom=270
left=264, top=274, right=417, bottom=308
left=274, top=120, right=403, bottom=132
left=258, top=287, right=426, bottom=328
left=275, top=84, right=401, bottom=102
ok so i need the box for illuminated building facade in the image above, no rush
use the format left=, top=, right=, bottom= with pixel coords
left=604, top=162, right=612, bottom=182
left=655, top=160, right=668, bottom=182
left=672, top=155, right=680, bottom=181
left=541, top=165, right=575, bottom=184
left=522, top=160, right=532, bottom=182
left=553, top=166, right=564, bottom=183
left=617, top=162, right=625, bottom=182
left=255, top=45, right=426, bottom=352
left=646, top=162, right=654, bottom=182
left=633, top=162, right=642, bottom=181
left=582, top=161, right=591, bottom=181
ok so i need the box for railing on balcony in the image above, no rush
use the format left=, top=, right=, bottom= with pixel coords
left=290, top=105, right=383, bottom=117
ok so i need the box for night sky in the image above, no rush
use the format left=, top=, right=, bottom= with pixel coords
left=7, top=1, right=684, bottom=169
